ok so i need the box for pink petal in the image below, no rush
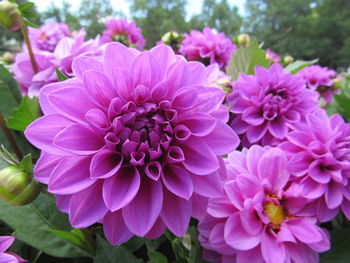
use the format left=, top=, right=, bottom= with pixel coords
left=179, top=113, right=217, bottom=137
left=192, top=170, right=223, bottom=198
left=90, top=149, right=123, bottom=179
left=261, top=230, right=286, bottom=263
left=269, top=118, right=288, bottom=139
left=34, top=152, right=62, bottom=184
left=145, top=217, right=166, bottom=239
left=0, top=236, right=14, bottom=252
left=171, top=88, right=198, bottom=110
left=132, top=51, right=161, bottom=88
left=207, top=197, right=236, bottom=218
left=325, top=182, right=343, bottom=209
left=103, top=210, right=133, bottom=245
left=286, top=218, right=323, bottom=244
left=162, top=164, right=193, bottom=200
left=103, top=166, right=140, bottom=211
left=72, top=56, right=104, bottom=79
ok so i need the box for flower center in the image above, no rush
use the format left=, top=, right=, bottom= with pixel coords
left=264, top=201, right=285, bottom=226
left=112, top=34, right=129, bottom=46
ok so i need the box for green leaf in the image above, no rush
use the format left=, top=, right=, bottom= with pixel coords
left=94, top=235, right=143, bottom=263
left=55, top=67, right=68, bottom=81
left=321, top=228, right=350, bottom=262
left=226, top=40, right=270, bottom=81
left=22, top=18, right=39, bottom=29
left=148, top=251, right=168, bottom=263
left=284, top=59, right=318, bottom=74
left=18, top=2, right=35, bottom=12
left=6, top=96, right=40, bottom=132
left=0, top=64, right=21, bottom=118
left=19, top=153, right=32, bottom=174
left=333, top=93, right=350, bottom=119
left=0, top=193, right=91, bottom=258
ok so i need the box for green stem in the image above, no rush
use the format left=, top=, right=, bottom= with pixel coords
left=32, top=250, right=42, bottom=263
left=0, top=113, right=22, bottom=160
left=20, top=24, right=38, bottom=74
left=29, top=203, right=56, bottom=229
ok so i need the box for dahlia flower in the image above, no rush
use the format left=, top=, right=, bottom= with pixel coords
left=179, top=27, right=236, bottom=68
left=25, top=42, right=239, bottom=245
left=101, top=19, right=145, bottom=50
left=0, top=236, right=26, bottom=262
left=298, top=65, right=340, bottom=103
left=280, top=110, right=350, bottom=222
left=198, top=146, right=330, bottom=263
left=266, top=49, right=281, bottom=63
left=29, top=22, right=71, bottom=52
left=12, top=29, right=101, bottom=96
left=228, top=64, right=319, bottom=146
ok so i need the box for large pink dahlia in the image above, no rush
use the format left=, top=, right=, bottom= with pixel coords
left=198, top=146, right=330, bottom=263
left=29, top=21, right=71, bottom=52
left=179, top=27, right=236, bottom=68
left=0, top=236, right=26, bottom=262
left=228, top=64, right=319, bottom=146
left=100, top=19, right=145, bottom=50
left=25, top=43, right=239, bottom=245
left=280, top=110, right=350, bottom=222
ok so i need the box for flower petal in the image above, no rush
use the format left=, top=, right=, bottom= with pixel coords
left=162, top=164, right=193, bottom=200
left=90, top=150, right=123, bottom=179
left=103, top=210, right=133, bottom=245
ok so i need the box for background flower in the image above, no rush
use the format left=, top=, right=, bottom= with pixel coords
left=25, top=42, right=239, bottom=245
left=0, top=236, right=26, bottom=262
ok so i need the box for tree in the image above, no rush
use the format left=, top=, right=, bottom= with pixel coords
left=130, top=0, right=189, bottom=48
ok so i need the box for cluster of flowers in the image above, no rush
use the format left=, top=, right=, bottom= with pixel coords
left=9, top=18, right=346, bottom=263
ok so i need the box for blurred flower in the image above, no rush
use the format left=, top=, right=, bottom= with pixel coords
left=266, top=48, right=281, bottom=63
left=101, top=19, right=145, bottom=50
left=198, top=146, right=330, bottom=263
left=12, top=29, right=102, bottom=96
left=29, top=22, right=71, bottom=52
left=235, top=33, right=250, bottom=47
left=0, top=1, right=22, bottom=31
left=25, top=42, right=239, bottom=245
left=0, top=166, right=40, bottom=206
left=228, top=64, right=319, bottom=146
left=179, top=27, right=236, bottom=68
left=280, top=110, right=350, bottom=222
left=157, top=31, right=184, bottom=53
left=298, top=65, right=340, bottom=104
left=0, top=236, right=26, bottom=262
left=282, top=55, right=294, bottom=66
left=1, top=51, right=14, bottom=64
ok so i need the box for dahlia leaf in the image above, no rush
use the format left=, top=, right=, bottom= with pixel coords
left=284, top=59, right=319, bottom=74
left=320, top=228, right=350, bottom=262
left=55, top=67, right=68, bottom=81
left=226, top=40, right=269, bottom=80
left=148, top=251, right=168, bottom=263
left=6, top=96, right=40, bottom=131
left=0, top=193, right=91, bottom=258
left=18, top=153, right=32, bottom=174
left=94, top=235, right=143, bottom=263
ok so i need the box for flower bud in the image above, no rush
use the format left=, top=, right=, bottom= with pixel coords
left=332, top=76, right=343, bottom=90
left=282, top=55, right=294, bottom=66
left=160, top=31, right=184, bottom=52
left=0, top=166, right=40, bottom=206
left=0, top=1, right=22, bottom=31
left=235, top=33, right=250, bottom=47
left=211, top=77, right=233, bottom=95
left=1, top=51, right=14, bottom=64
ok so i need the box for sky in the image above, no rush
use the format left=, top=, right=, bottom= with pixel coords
left=34, top=0, right=246, bottom=19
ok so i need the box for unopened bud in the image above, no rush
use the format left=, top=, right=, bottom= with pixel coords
left=0, top=166, right=40, bottom=206
left=235, top=33, right=250, bottom=47
left=282, top=55, right=294, bottom=66
left=332, top=76, right=343, bottom=90
left=0, top=1, right=22, bottom=31
left=1, top=51, right=14, bottom=64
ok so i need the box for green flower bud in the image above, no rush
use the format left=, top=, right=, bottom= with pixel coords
left=1, top=51, right=14, bottom=64
left=160, top=31, right=184, bottom=52
left=332, top=76, right=343, bottom=90
left=282, top=55, right=294, bottom=66
left=0, top=166, right=40, bottom=206
left=235, top=33, right=250, bottom=47
left=0, top=1, right=22, bottom=31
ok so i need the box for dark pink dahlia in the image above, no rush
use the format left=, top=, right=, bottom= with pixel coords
left=280, top=110, right=350, bottom=222
left=198, top=146, right=330, bottom=263
left=179, top=27, right=236, bottom=68
left=25, top=43, right=239, bottom=245
left=228, top=64, right=319, bottom=146
left=100, top=19, right=145, bottom=50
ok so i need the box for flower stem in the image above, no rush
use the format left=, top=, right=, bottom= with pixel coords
left=0, top=113, right=22, bottom=160
left=21, top=24, right=38, bottom=74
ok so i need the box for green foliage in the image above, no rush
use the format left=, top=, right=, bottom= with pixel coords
left=0, top=193, right=91, bottom=258
left=55, top=67, right=68, bottom=81
left=226, top=40, right=270, bottom=80
left=321, top=228, right=350, bottom=262
left=6, top=96, right=40, bottom=131
left=284, top=59, right=318, bottom=74
left=148, top=251, right=168, bottom=263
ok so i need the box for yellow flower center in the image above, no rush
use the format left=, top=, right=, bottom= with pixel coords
left=39, top=33, right=47, bottom=40
left=264, top=202, right=285, bottom=225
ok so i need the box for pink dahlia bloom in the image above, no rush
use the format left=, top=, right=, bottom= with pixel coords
left=29, top=21, right=71, bottom=52
left=266, top=49, right=281, bottom=63
left=179, top=27, right=236, bottom=68
left=25, top=43, right=240, bottom=245
left=198, top=146, right=330, bottom=263
left=101, top=19, right=145, bottom=50
left=12, top=30, right=101, bottom=96
left=228, top=64, right=319, bottom=146
left=298, top=65, right=340, bottom=104
left=280, top=110, right=350, bottom=222
left=0, top=236, right=26, bottom=262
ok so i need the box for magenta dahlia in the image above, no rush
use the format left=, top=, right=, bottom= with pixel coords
left=25, top=42, right=239, bottom=245
left=179, top=27, right=236, bottom=68
left=0, top=236, right=26, bottom=262
left=29, top=22, right=71, bottom=52
left=228, top=64, right=319, bottom=146
left=298, top=65, right=340, bottom=104
left=266, top=49, right=281, bottom=63
left=100, top=19, right=145, bottom=50
left=280, top=110, right=350, bottom=222
left=198, top=146, right=330, bottom=263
